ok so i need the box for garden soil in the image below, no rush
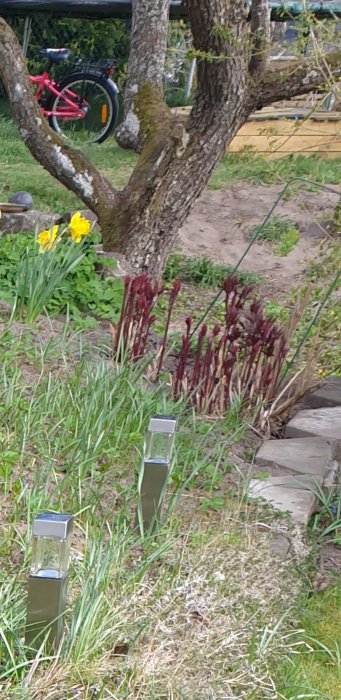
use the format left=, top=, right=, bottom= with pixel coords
left=178, top=183, right=340, bottom=298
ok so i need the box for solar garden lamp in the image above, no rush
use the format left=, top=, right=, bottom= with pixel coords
left=25, top=513, right=73, bottom=652
left=137, top=415, right=177, bottom=535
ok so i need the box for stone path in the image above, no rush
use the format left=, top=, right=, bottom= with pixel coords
left=248, top=377, right=341, bottom=527
left=285, top=407, right=341, bottom=440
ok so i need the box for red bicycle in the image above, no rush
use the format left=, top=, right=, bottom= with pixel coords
left=30, top=48, right=119, bottom=144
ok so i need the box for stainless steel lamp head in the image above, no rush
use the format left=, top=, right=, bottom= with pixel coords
left=147, top=415, right=177, bottom=434
left=32, top=512, right=73, bottom=539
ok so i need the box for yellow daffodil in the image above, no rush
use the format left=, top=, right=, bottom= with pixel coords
left=37, top=225, right=59, bottom=252
left=68, top=212, right=91, bottom=243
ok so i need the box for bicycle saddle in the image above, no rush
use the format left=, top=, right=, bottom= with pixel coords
left=39, top=48, right=71, bottom=63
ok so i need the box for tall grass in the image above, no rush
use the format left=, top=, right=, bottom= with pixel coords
left=0, top=321, right=315, bottom=699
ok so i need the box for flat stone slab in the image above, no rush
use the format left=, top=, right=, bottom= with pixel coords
left=0, top=210, right=59, bottom=235
left=255, top=437, right=340, bottom=477
left=303, top=377, right=341, bottom=409
left=286, top=407, right=341, bottom=440
left=248, top=476, right=318, bottom=525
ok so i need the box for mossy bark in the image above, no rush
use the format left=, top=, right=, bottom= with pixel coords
left=115, top=0, right=170, bottom=152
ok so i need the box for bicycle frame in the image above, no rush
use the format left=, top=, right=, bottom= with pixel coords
left=30, top=72, right=87, bottom=120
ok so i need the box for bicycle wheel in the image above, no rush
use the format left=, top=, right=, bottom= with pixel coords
left=47, top=71, right=119, bottom=144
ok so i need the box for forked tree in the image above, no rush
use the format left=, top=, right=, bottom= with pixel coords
left=0, top=1, right=339, bottom=278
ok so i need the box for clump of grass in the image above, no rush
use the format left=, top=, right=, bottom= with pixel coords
left=274, top=228, right=300, bottom=256
left=310, top=482, right=341, bottom=546
left=331, top=203, right=341, bottom=235
left=307, top=241, right=341, bottom=283
left=250, top=215, right=300, bottom=257
left=164, top=253, right=260, bottom=287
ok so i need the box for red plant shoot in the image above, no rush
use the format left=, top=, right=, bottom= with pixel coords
left=112, top=272, right=289, bottom=418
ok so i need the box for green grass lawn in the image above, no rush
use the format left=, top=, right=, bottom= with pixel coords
left=1, top=117, right=341, bottom=214
left=276, top=583, right=341, bottom=700
left=0, top=119, right=137, bottom=213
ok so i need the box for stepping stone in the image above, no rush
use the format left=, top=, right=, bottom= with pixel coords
left=255, top=437, right=340, bottom=478
left=248, top=476, right=319, bottom=525
left=286, top=407, right=341, bottom=440
left=303, top=377, right=341, bottom=409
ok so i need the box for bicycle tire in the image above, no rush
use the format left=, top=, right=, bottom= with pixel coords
left=46, top=71, right=119, bottom=144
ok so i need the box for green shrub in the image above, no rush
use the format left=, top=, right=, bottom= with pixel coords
left=9, top=15, right=130, bottom=79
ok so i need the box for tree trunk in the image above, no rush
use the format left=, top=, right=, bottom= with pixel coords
left=115, top=0, right=170, bottom=151
left=1, top=2, right=340, bottom=280
left=106, top=0, right=252, bottom=276
left=249, top=0, right=271, bottom=73
left=112, top=102, right=251, bottom=278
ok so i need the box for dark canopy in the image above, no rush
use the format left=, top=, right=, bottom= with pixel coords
left=0, top=1, right=341, bottom=20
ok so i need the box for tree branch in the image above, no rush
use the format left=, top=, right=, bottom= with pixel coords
left=249, top=0, right=271, bottom=74
left=0, top=18, right=119, bottom=217
left=115, top=0, right=170, bottom=151
left=250, top=50, right=341, bottom=109
left=186, top=0, right=250, bottom=129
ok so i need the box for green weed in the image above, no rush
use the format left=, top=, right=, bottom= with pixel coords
left=248, top=215, right=300, bottom=256
left=274, top=228, right=300, bottom=256
left=251, top=215, right=299, bottom=242
left=164, top=252, right=260, bottom=287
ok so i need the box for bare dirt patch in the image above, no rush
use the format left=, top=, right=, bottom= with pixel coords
left=179, top=183, right=340, bottom=298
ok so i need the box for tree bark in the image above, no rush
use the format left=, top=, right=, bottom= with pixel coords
left=249, top=0, right=271, bottom=73
left=108, top=0, right=252, bottom=275
left=250, top=49, right=341, bottom=109
left=115, top=0, right=170, bottom=151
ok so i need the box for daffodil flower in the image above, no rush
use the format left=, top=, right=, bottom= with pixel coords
left=36, top=226, right=59, bottom=253
left=68, top=212, right=91, bottom=243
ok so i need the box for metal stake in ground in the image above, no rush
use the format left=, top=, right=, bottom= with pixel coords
left=136, top=415, right=177, bottom=536
left=25, top=512, right=73, bottom=653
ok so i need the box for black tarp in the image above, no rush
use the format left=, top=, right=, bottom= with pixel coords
left=0, top=1, right=340, bottom=19
left=0, top=0, right=185, bottom=19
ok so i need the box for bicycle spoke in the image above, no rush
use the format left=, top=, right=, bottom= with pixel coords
left=49, top=77, right=115, bottom=145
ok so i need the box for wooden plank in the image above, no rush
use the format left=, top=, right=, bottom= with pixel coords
left=171, top=107, right=341, bottom=158
left=228, top=118, right=341, bottom=158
